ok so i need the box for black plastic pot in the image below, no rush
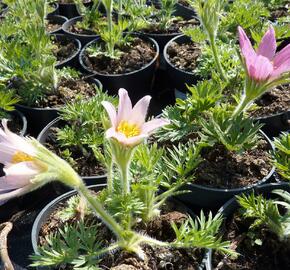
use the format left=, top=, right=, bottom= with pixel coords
left=205, top=182, right=290, bottom=270
left=52, top=33, right=82, bottom=69
left=174, top=2, right=196, bottom=20
left=37, top=117, right=107, bottom=186
left=48, top=3, right=59, bottom=16
left=31, top=184, right=106, bottom=262
left=175, top=130, right=276, bottom=211
left=255, top=110, right=290, bottom=138
left=46, top=14, right=68, bottom=34
left=164, top=34, right=200, bottom=94
left=79, top=34, right=159, bottom=103
left=58, top=0, right=92, bottom=19
left=277, top=36, right=290, bottom=51
left=16, top=78, right=101, bottom=137
left=31, top=184, right=205, bottom=270
left=62, top=16, right=99, bottom=46
left=8, top=109, right=28, bottom=136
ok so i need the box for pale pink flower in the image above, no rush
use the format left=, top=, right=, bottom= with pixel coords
left=0, top=120, right=46, bottom=202
left=102, top=89, right=170, bottom=146
left=238, top=26, right=290, bottom=82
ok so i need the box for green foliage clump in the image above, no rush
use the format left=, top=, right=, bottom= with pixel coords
left=238, top=189, right=290, bottom=242
left=200, top=106, right=262, bottom=153
left=56, top=88, right=116, bottom=172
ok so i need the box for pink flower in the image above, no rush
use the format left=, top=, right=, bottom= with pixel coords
left=238, top=26, right=290, bottom=82
left=0, top=120, right=46, bottom=202
left=102, top=89, right=170, bottom=146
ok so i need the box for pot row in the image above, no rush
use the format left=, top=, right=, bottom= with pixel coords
left=31, top=181, right=290, bottom=269
left=33, top=116, right=287, bottom=212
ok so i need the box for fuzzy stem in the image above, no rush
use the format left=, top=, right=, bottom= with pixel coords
left=77, top=184, right=124, bottom=239
left=107, top=161, right=113, bottom=194
left=208, top=33, right=228, bottom=82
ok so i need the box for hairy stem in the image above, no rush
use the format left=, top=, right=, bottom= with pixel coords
left=208, top=34, right=228, bottom=82
left=78, top=184, right=124, bottom=239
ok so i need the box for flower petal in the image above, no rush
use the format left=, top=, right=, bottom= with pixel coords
left=129, top=95, right=152, bottom=126
left=141, top=118, right=170, bottom=134
left=0, top=119, right=36, bottom=156
left=257, top=26, right=276, bottom=60
left=117, top=88, right=132, bottom=124
left=238, top=26, right=256, bottom=66
left=102, top=101, right=117, bottom=128
left=0, top=162, right=40, bottom=190
left=0, top=183, right=36, bottom=203
left=273, top=43, right=290, bottom=69
left=270, top=61, right=290, bottom=79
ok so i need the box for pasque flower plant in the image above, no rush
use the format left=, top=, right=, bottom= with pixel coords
left=0, top=90, right=235, bottom=268
left=233, top=25, right=290, bottom=117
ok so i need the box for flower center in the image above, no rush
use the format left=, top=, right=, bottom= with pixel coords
left=11, top=151, right=35, bottom=164
left=117, top=121, right=141, bottom=138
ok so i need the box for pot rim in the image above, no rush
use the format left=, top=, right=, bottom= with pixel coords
left=51, top=33, right=82, bottom=67
left=46, top=14, right=68, bottom=34
left=37, top=117, right=107, bottom=180
left=205, top=181, right=290, bottom=270
left=62, top=16, right=99, bottom=38
left=15, top=77, right=102, bottom=111
left=79, top=33, right=159, bottom=77
left=183, top=129, right=276, bottom=193
left=163, top=34, right=199, bottom=76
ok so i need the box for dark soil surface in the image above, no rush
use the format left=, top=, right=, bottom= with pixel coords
left=38, top=198, right=203, bottom=270
left=83, top=37, right=156, bottom=75
left=167, top=40, right=201, bottom=72
left=270, top=2, right=290, bottom=20
left=0, top=112, right=23, bottom=134
left=178, top=0, right=193, bottom=8
left=46, top=21, right=62, bottom=33
left=249, top=85, right=290, bottom=118
left=194, top=140, right=272, bottom=189
left=68, top=20, right=99, bottom=35
left=44, top=126, right=105, bottom=177
left=36, top=78, right=96, bottom=108
left=51, top=38, right=77, bottom=63
left=143, top=18, right=199, bottom=34
left=212, top=210, right=290, bottom=270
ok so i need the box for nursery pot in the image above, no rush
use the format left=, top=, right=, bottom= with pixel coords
left=174, top=2, right=196, bottom=20
left=58, top=0, right=92, bottom=19
left=8, top=109, right=28, bottom=136
left=163, top=34, right=200, bottom=94
left=79, top=34, right=159, bottom=104
left=255, top=109, right=290, bottom=138
left=31, top=184, right=206, bottom=270
left=52, top=33, right=82, bottom=69
left=37, top=117, right=107, bottom=186
left=46, top=14, right=68, bottom=34
left=205, top=182, right=290, bottom=270
left=175, top=130, right=276, bottom=211
left=16, top=78, right=101, bottom=137
left=48, top=3, right=59, bottom=16
left=62, top=16, right=99, bottom=46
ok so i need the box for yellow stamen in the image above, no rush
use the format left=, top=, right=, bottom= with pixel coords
left=117, top=121, right=141, bottom=138
left=11, top=151, right=35, bottom=164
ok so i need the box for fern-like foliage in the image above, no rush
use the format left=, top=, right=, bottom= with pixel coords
left=172, top=211, right=237, bottom=256
left=237, top=189, right=290, bottom=242
left=155, top=80, right=224, bottom=142
left=0, top=90, right=20, bottom=118
left=200, top=106, right=262, bottom=153
left=30, top=221, right=105, bottom=269
left=273, top=132, right=290, bottom=181
left=56, top=89, right=117, bottom=171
